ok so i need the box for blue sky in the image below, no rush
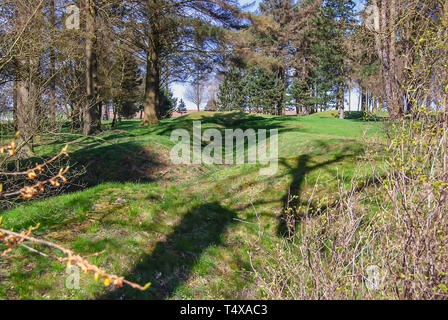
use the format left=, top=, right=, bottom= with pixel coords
left=171, top=0, right=366, bottom=111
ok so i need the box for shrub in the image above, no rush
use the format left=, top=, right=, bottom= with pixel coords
left=250, top=110, right=448, bottom=299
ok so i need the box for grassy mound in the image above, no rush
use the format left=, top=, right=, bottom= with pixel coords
left=0, top=112, right=382, bottom=299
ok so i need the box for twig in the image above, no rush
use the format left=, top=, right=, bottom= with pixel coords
left=0, top=227, right=150, bottom=291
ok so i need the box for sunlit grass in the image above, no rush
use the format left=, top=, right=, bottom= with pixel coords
left=0, top=111, right=382, bottom=299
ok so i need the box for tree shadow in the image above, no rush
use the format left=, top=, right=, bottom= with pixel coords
left=153, top=111, right=304, bottom=138
left=100, top=202, right=237, bottom=300
left=277, top=143, right=360, bottom=237
left=338, top=111, right=388, bottom=122
left=44, top=114, right=304, bottom=189
left=0, top=138, right=171, bottom=211
left=68, top=141, right=166, bottom=186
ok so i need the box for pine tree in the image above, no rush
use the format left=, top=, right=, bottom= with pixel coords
left=309, top=0, right=356, bottom=117
left=158, top=88, right=177, bottom=119
left=177, top=99, right=187, bottom=114
left=216, top=67, right=245, bottom=111
left=111, top=52, right=142, bottom=127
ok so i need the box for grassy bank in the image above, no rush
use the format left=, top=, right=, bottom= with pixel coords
left=0, top=111, right=382, bottom=299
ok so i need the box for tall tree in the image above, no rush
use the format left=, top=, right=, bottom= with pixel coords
left=370, top=0, right=399, bottom=119
left=289, top=0, right=321, bottom=115
left=83, top=0, right=101, bottom=135
left=119, top=0, right=243, bottom=126
left=216, top=67, right=245, bottom=111
left=320, top=0, right=356, bottom=119
left=13, top=0, right=46, bottom=157
left=49, top=0, right=57, bottom=126
left=185, top=79, right=206, bottom=111
left=110, top=49, right=142, bottom=127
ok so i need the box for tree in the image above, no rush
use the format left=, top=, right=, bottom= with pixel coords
left=185, top=79, right=206, bottom=111
left=257, top=0, right=292, bottom=115
left=368, top=0, right=401, bottom=120
left=245, top=66, right=284, bottom=114
left=83, top=0, right=101, bottom=135
left=318, top=0, right=356, bottom=119
left=288, top=0, right=321, bottom=116
left=49, top=0, right=57, bottom=126
left=110, top=50, right=143, bottom=127
left=177, top=99, right=187, bottom=114
left=216, top=67, right=245, bottom=111
left=158, top=87, right=176, bottom=119
left=118, top=0, right=244, bottom=126
left=12, top=0, right=47, bottom=157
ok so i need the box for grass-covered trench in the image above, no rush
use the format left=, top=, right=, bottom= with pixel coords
left=0, top=111, right=382, bottom=299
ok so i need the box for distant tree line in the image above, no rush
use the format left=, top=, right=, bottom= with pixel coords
left=216, top=0, right=445, bottom=120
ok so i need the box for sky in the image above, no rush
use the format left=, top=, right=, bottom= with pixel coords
left=171, top=0, right=366, bottom=111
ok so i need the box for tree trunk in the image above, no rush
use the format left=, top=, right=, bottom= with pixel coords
left=357, top=85, right=361, bottom=111
left=103, top=104, right=109, bottom=120
left=366, top=89, right=369, bottom=112
left=339, top=84, right=345, bottom=119
left=83, top=0, right=101, bottom=135
left=443, top=94, right=447, bottom=176
left=141, top=44, right=160, bottom=125
left=16, top=64, right=36, bottom=157
left=49, top=0, right=56, bottom=126
left=71, top=102, right=81, bottom=131
left=372, top=0, right=403, bottom=120
left=276, top=68, right=286, bottom=116
left=196, top=80, right=200, bottom=111
left=14, top=2, right=40, bottom=158
left=13, top=80, right=18, bottom=132
left=348, top=81, right=351, bottom=112
left=112, top=105, right=118, bottom=128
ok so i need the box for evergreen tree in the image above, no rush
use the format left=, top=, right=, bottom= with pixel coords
left=245, top=66, right=285, bottom=114
left=287, top=0, right=321, bottom=115
left=177, top=99, right=187, bottom=114
left=111, top=52, right=143, bottom=127
left=310, top=0, right=356, bottom=117
left=158, top=88, right=177, bottom=119
left=216, top=67, right=245, bottom=111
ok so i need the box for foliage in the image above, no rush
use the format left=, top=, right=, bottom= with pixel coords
left=216, top=66, right=284, bottom=114
left=157, top=88, right=177, bottom=119
left=177, top=99, right=187, bottom=114
left=216, top=67, right=246, bottom=111
left=250, top=8, right=448, bottom=299
left=112, top=52, right=143, bottom=120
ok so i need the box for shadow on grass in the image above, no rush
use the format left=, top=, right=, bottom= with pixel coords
left=339, top=111, right=388, bottom=122
left=153, top=112, right=303, bottom=138
left=277, top=142, right=362, bottom=237
left=69, top=141, right=165, bottom=186
left=63, top=113, right=304, bottom=188
left=100, top=202, right=237, bottom=299
left=2, top=112, right=306, bottom=209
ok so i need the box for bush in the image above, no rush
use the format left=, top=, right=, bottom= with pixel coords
left=250, top=110, right=448, bottom=299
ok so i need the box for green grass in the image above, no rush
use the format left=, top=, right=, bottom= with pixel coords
left=0, top=111, right=383, bottom=299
